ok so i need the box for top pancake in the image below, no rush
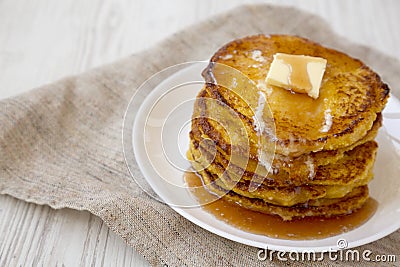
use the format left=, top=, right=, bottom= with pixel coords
left=202, top=35, right=389, bottom=156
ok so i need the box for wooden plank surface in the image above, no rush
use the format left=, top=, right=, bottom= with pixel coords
left=0, top=0, right=399, bottom=266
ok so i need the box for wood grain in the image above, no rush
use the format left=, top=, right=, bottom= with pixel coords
left=0, top=195, right=147, bottom=266
left=0, top=0, right=399, bottom=266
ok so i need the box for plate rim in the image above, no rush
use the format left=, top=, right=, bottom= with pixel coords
left=131, top=63, right=400, bottom=252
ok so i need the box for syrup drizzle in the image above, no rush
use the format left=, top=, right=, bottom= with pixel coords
left=278, top=54, right=313, bottom=93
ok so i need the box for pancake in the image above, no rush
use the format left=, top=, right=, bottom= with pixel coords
left=188, top=141, right=374, bottom=206
left=190, top=120, right=378, bottom=187
left=194, top=118, right=380, bottom=180
left=187, top=34, right=389, bottom=220
left=202, top=34, right=389, bottom=156
left=190, top=101, right=381, bottom=181
left=190, top=161, right=369, bottom=221
left=195, top=85, right=382, bottom=167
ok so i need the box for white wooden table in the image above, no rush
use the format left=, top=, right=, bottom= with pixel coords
left=1, top=0, right=399, bottom=266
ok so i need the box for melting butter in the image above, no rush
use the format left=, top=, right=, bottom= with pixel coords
left=266, top=53, right=327, bottom=99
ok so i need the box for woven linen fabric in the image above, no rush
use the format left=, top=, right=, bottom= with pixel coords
left=1, top=4, right=399, bottom=266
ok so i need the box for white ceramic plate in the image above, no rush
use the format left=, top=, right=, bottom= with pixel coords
left=132, top=63, right=400, bottom=252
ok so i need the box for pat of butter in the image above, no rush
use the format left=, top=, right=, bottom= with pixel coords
left=266, top=53, right=327, bottom=99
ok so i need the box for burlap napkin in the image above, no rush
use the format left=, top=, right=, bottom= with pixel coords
left=1, top=4, right=399, bottom=266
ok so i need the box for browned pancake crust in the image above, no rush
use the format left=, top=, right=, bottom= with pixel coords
left=195, top=165, right=369, bottom=221
left=202, top=34, right=389, bottom=156
left=190, top=99, right=381, bottom=181
left=195, top=85, right=382, bottom=162
left=190, top=122, right=378, bottom=187
left=187, top=34, right=386, bottom=220
left=188, top=141, right=373, bottom=206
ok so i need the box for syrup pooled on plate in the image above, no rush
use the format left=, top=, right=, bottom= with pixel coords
left=184, top=172, right=377, bottom=240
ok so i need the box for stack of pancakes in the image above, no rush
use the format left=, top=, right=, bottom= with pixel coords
left=188, top=35, right=389, bottom=220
